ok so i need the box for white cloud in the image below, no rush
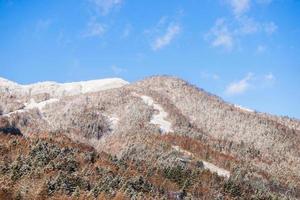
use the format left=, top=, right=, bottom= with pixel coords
left=89, top=0, right=123, bottom=15
left=35, top=19, right=52, bottom=32
left=209, top=0, right=277, bottom=51
left=228, top=0, right=251, bottom=16
left=212, top=33, right=233, bottom=50
left=111, top=65, right=126, bottom=74
left=225, top=72, right=275, bottom=95
left=57, top=31, right=72, bottom=47
left=201, top=72, right=220, bottom=80
left=227, top=0, right=272, bottom=16
left=225, top=73, right=254, bottom=95
left=256, top=45, right=267, bottom=53
left=264, top=73, right=275, bottom=81
left=261, top=73, right=276, bottom=87
left=208, top=19, right=233, bottom=50
left=207, top=16, right=277, bottom=51
left=236, top=16, right=259, bottom=35
left=121, top=24, right=131, bottom=38
left=151, top=24, right=181, bottom=51
left=236, top=17, right=277, bottom=36
left=212, top=74, right=220, bottom=80
left=146, top=12, right=183, bottom=51
left=256, top=0, right=272, bottom=5
left=84, top=0, right=122, bottom=37
left=264, top=22, right=277, bottom=34
left=83, top=20, right=106, bottom=38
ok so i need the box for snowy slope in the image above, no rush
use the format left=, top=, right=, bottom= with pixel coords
left=234, top=104, right=254, bottom=113
left=3, top=98, right=59, bottom=117
left=0, top=77, right=129, bottom=97
left=140, top=95, right=173, bottom=133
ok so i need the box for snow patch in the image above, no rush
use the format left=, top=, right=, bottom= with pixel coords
left=107, top=116, right=119, bottom=131
left=140, top=95, right=173, bottom=133
left=2, top=110, right=25, bottom=117
left=0, top=77, right=19, bottom=87
left=24, top=98, right=59, bottom=110
left=172, top=145, right=193, bottom=157
left=109, top=116, right=119, bottom=127
left=3, top=98, right=59, bottom=117
left=102, top=113, right=119, bottom=131
left=172, top=145, right=230, bottom=178
left=234, top=104, right=254, bottom=113
left=202, top=161, right=230, bottom=178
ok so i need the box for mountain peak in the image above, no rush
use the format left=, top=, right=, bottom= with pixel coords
left=0, top=76, right=300, bottom=199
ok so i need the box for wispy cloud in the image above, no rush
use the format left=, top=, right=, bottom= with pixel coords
left=227, top=0, right=251, bottom=16
left=264, top=22, right=277, bottom=34
left=35, top=19, right=52, bottom=32
left=264, top=73, right=275, bottom=81
left=264, top=73, right=275, bottom=86
left=256, top=0, right=273, bottom=5
left=151, top=24, right=181, bottom=51
left=256, top=44, right=267, bottom=54
left=207, top=17, right=277, bottom=51
left=121, top=24, right=132, bottom=38
left=207, top=18, right=233, bottom=50
left=236, top=17, right=277, bottom=36
left=146, top=11, right=183, bottom=51
left=227, top=0, right=273, bottom=17
left=225, top=72, right=275, bottom=95
left=83, top=0, right=123, bottom=39
left=236, top=16, right=259, bottom=34
left=209, top=0, right=277, bottom=51
left=200, top=72, right=220, bottom=80
left=57, top=31, right=72, bottom=47
left=225, top=73, right=254, bottom=95
left=111, top=65, right=126, bottom=75
left=82, top=20, right=106, bottom=38
left=89, top=0, right=123, bottom=15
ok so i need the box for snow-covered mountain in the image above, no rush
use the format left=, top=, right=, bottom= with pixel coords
left=0, top=77, right=129, bottom=97
left=1, top=76, right=300, bottom=199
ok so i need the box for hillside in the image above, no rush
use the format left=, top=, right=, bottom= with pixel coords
left=1, top=76, right=300, bottom=199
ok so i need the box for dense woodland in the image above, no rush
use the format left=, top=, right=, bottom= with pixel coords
left=0, top=132, right=291, bottom=199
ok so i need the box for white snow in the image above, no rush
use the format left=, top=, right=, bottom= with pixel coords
left=0, top=77, right=129, bottom=97
left=2, top=109, right=25, bottom=117
left=101, top=112, right=120, bottom=131
left=25, top=78, right=129, bottom=97
left=172, top=145, right=230, bottom=178
left=107, top=115, right=119, bottom=130
left=24, top=98, right=59, bottom=110
left=0, top=77, right=24, bottom=94
left=0, top=77, right=19, bottom=87
left=3, top=98, right=59, bottom=117
left=172, top=145, right=193, bottom=157
left=109, top=116, right=119, bottom=127
left=202, top=161, right=230, bottom=178
left=140, top=95, right=173, bottom=133
left=234, top=104, right=254, bottom=113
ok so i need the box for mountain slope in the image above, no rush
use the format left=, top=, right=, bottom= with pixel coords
left=0, top=76, right=299, bottom=199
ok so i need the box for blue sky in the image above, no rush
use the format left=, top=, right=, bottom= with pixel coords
left=0, top=0, right=299, bottom=118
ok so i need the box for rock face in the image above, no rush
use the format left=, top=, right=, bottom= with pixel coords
left=1, top=76, right=300, bottom=199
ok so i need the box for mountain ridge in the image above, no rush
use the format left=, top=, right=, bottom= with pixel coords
left=1, top=75, right=300, bottom=199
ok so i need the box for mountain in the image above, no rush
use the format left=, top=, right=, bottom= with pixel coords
left=0, top=76, right=299, bottom=199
